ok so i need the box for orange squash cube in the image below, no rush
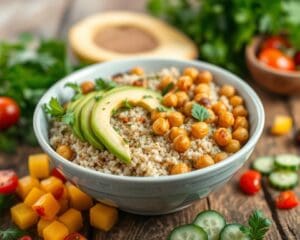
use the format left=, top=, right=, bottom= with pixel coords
left=11, top=203, right=38, bottom=230
left=24, top=187, right=45, bottom=207
left=28, top=153, right=50, bottom=179
left=58, top=208, right=83, bottom=233
left=16, top=176, right=40, bottom=199
left=43, top=220, right=69, bottom=240
left=67, top=184, right=93, bottom=211
left=41, top=176, right=64, bottom=199
left=271, top=115, right=293, bottom=135
left=32, top=193, right=60, bottom=220
left=90, top=203, right=118, bottom=231
left=37, top=218, right=53, bottom=237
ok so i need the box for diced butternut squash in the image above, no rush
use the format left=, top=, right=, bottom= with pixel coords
left=271, top=115, right=293, bottom=135
left=67, top=184, right=93, bottom=211
left=90, top=203, right=118, bottom=231
left=24, top=187, right=45, bottom=207
left=37, top=218, right=53, bottom=237
left=16, top=176, right=40, bottom=199
left=32, top=193, right=60, bottom=220
left=11, top=203, right=38, bottom=230
left=41, top=176, right=64, bottom=199
left=58, top=208, right=83, bottom=233
left=28, top=153, right=50, bottom=179
left=43, top=220, right=69, bottom=240
left=58, top=198, right=69, bottom=215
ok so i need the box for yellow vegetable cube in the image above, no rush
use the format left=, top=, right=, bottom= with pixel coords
left=41, top=176, right=64, bottom=199
left=28, top=153, right=50, bottom=179
left=37, top=218, right=53, bottom=237
left=32, top=193, right=60, bottom=220
left=67, top=184, right=93, bottom=210
left=90, top=203, right=118, bottom=231
left=16, top=176, right=40, bottom=199
left=43, top=220, right=69, bottom=240
left=24, top=187, right=45, bottom=207
left=271, top=115, right=293, bottom=135
left=58, top=198, right=69, bottom=215
left=58, top=208, right=83, bottom=233
left=11, top=203, right=38, bottom=230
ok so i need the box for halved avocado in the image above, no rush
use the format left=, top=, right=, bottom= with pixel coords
left=91, top=86, right=164, bottom=163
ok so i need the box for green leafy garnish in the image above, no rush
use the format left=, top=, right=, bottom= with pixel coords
left=64, top=82, right=82, bottom=101
left=95, top=78, right=117, bottom=91
left=122, top=99, right=133, bottom=109
left=161, top=82, right=174, bottom=96
left=143, top=95, right=153, bottom=99
left=0, top=227, right=27, bottom=240
left=61, top=111, right=75, bottom=125
left=191, top=103, right=210, bottom=121
left=240, top=210, right=272, bottom=240
left=156, top=106, right=168, bottom=112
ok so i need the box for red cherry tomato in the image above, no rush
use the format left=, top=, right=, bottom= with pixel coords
left=276, top=191, right=299, bottom=209
left=261, top=36, right=290, bottom=50
left=259, top=48, right=295, bottom=71
left=0, top=97, right=20, bottom=130
left=0, top=170, right=19, bottom=194
left=294, top=51, right=300, bottom=66
left=64, top=232, right=87, bottom=240
left=239, top=170, right=261, bottom=195
left=19, top=236, right=32, bottom=240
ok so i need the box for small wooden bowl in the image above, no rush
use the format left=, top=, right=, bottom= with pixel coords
left=246, top=36, right=300, bottom=95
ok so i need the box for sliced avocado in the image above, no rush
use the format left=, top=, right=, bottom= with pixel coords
left=91, top=86, right=164, bottom=164
left=80, top=91, right=105, bottom=150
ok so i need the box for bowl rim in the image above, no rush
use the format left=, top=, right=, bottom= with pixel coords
left=33, top=57, right=265, bottom=183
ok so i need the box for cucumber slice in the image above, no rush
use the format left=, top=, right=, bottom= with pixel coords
left=252, top=156, right=274, bottom=175
left=275, top=154, right=300, bottom=171
left=220, top=224, right=250, bottom=240
left=269, top=170, right=299, bottom=190
left=193, top=210, right=226, bottom=240
left=168, top=224, right=208, bottom=240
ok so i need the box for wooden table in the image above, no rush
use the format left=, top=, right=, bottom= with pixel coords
left=0, top=1, right=299, bottom=239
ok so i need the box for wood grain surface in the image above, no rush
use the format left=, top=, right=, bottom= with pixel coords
left=0, top=1, right=299, bottom=239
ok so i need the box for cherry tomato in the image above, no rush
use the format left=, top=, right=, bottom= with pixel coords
left=51, top=168, right=66, bottom=182
left=0, top=170, right=18, bottom=194
left=64, top=232, right=87, bottom=240
left=294, top=51, right=300, bottom=66
left=239, top=170, right=261, bottom=195
left=0, top=97, right=20, bottom=130
left=261, top=36, right=290, bottom=50
left=276, top=191, right=299, bottom=209
left=259, top=48, right=295, bottom=71
left=19, top=236, right=32, bottom=240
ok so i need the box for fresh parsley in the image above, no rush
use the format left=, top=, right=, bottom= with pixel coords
left=156, top=106, right=168, bottom=112
left=191, top=103, right=210, bottom=121
left=122, top=99, right=133, bottom=109
left=0, top=227, right=27, bottom=240
left=64, top=82, right=82, bottom=101
left=161, top=82, right=174, bottom=96
left=95, top=78, right=117, bottom=91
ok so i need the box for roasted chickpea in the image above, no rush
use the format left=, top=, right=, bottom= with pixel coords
left=175, top=91, right=189, bottom=107
left=167, top=112, right=184, bottom=127
left=152, top=117, right=170, bottom=135
left=56, top=145, right=74, bottom=160
left=212, top=102, right=227, bottom=115
left=159, top=75, right=174, bottom=90
left=169, top=127, right=188, bottom=141
left=193, top=154, right=214, bottom=169
left=197, top=97, right=211, bottom=108
left=219, top=84, right=235, bottom=97
left=151, top=111, right=167, bottom=122
left=194, top=92, right=209, bottom=102
left=194, top=83, right=210, bottom=95
left=232, top=105, right=248, bottom=117
left=213, top=152, right=228, bottom=163
left=133, top=79, right=147, bottom=87
left=80, top=81, right=95, bottom=94
left=225, top=139, right=241, bottom=153
left=195, top=71, right=213, bottom=84
left=170, top=163, right=190, bottom=175
left=232, top=127, right=249, bottom=143
left=183, top=67, right=199, bottom=80
left=213, top=128, right=232, bottom=147
left=233, top=116, right=249, bottom=130
left=230, top=95, right=243, bottom=107
left=177, top=76, right=193, bottom=91
left=205, top=109, right=217, bottom=124
left=173, top=135, right=191, bottom=152
left=130, top=66, right=144, bottom=76
left=191, top=122, right=209, bottom=139
left=183, top=101, right=194, bottom=117
left=163, top=93, right=178, bottom=107
left=218, top=111, right=235, bottom=128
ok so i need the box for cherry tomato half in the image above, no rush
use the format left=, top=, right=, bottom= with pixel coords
left=51, top=168, right=66, bottom=182
left=19, top=236, right=32, bottom=240
left=261, top=36, right=290, bottom=50
left=64, top=232, right=87, bottom=240
left=259, top=48, right=295, bottom=71
left=276, top=191, right=299, bottom=209
left=0, top=97, right=20, bottom=130
left=239, top=170, right=261, bottom=195
left=0, top=170, right=19, bottom=194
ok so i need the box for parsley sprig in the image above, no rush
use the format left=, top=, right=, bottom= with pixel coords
left=161, top=82, right=174, bottom=96
left=0, top=227, right=27, bottom=240
left=191, top=103, right=210, bottom=121
left=65, top=82, right=82, bottom=101
left=95, top=78, right=117, bottom=91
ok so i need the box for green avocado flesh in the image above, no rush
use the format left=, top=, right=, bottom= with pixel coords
left=91, top=86, right=163, bottom=164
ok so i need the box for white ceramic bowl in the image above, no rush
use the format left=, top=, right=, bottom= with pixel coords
left=33, top=58, right=264, bottom=215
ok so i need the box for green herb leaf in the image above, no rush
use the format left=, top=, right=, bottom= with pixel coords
left=161, top=82, right=174, bottom=95
left=156, top=106, right=168, bottom=112
left=191, top=103, right=209, bottom=121
left=122, top=99, right=132, bottom=109
left=64, top=82, right=82, bottom=101
left=62, top=111, right=75, bottom=125
left=95, top=78, right=117, bottom=91
left=43, top=97, right=65, bottom=117
left=0, top=227, right=27, bottom=240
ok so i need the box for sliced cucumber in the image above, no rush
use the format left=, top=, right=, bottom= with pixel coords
left=275, top=154, right=300, bottom=171
left=220, top=224, right=250, bottom=240
left=168, top=224, right=208, bottom=240
left=252, top=156, right=275, bottom=175
left=193, top=210, right=226, bottom=240
left=269, top=170, right=299, bottom=190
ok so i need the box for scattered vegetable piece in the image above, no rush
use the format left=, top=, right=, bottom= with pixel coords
left=43, top=220, right=69, bottom=240
left=270, top=115, right=293, bottom=135
left=37, top=218, right=52, bottom=237
left=24, top=187, right=45, bottom=207
left=28, top=154, right=50, bottom=179
left=276, top=191, right=299, bottom=209
left=16, top=176, right=40, bottom=199
left=90, top=203, right=118, bottom=232
left=11, top=203, right=39, bottom=230
left=66, top=184, right=93, bottom=211
left=0, top=97, right=20, bottom=130
left=40, top=176, right=64, bottom=199
left=219, top=224, right=249, bottom=240
left=239, top=170, right=262, bottom=195
left=269, top=170, right=298, bottom=190
left=252, top=156, right=274, bottom=175
left=32, top=193, right=60, bottom=219
left=274, top=154, right=300, bottom=171
left=168, top=224, right=208, bottom=240
left=58, top=208, right=83, bottom=234
left=0, top=227, right=27, bottom=240
left=0, top=170, right=19, bottom=194
left=64, top=232, right=87, bottom=240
